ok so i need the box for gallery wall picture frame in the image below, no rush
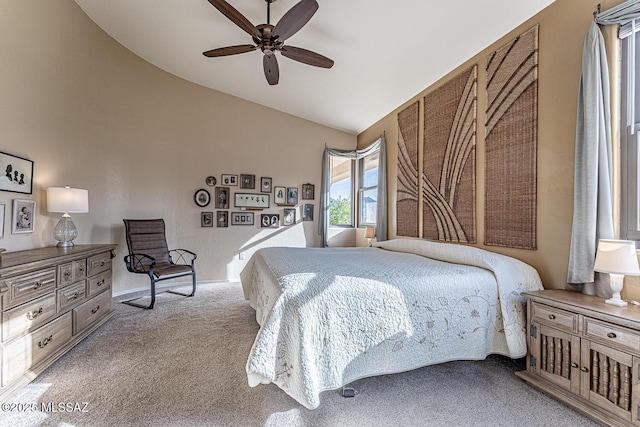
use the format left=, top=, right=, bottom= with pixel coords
left=0, top=152, right=34, bottom=194
left=261, top=177, right=272, bottom=193
left=261, top=214, right=280, bottom=228
left=194, top=189, right=211, bottom=207
left=283, top=208, right=296, bottom=226
left=217, top=211, right=228, bottom=227
left=0, top=203, right=5, bottom=237
left=234, top=193, right=270, bottom=209
left=303, top=204, right=314, bottom=221
left=215, top=187, right=230, bottom=209
left=274, top=186, right=286, bottom=204
left=206, top=176, right=217, bottom=187
left=287, top=187, right=299, bottom=205
left=240, top=174, right=255, bottom=189
left=221, top=174, right=238, bottom=186
left=302, top=183, right=315, bottom=200
left=201, top=212, right=213, bottom=227
left=231, top=211, right=254, bottom=225
left=12, top=199, right=35, bottom=234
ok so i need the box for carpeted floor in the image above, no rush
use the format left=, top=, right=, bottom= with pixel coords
left=3, top=282, right=596, bottom=426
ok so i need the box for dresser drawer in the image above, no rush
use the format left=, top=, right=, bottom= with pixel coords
left=5, top=267, right=57, bottom=308
left=87, top=270, right=111, bottom=297
left=2, top=312, right=72, bottom=386
left=87, top=252, right=111, bottom=277
left=531, top=301, right=578, bottom=333
left=57, top=281, right=87, bottom=313
left=73, top=290, right=111, bottom=335
left=58, top=259, right=86, bottom=287
left=2, top=293, right=57, bottom=342
left=584, top=318, right=640, bottom=354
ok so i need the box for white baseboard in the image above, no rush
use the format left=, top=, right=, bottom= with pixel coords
left=112, top=280, right=230, bottom=298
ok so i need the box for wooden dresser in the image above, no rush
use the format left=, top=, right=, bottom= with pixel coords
left=517, top=289, right=640, bottom=426
left=0, top=244, right=116, bottom=402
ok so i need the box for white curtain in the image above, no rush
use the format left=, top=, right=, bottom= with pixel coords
left=567, top=0, right=640, bottom=294
left=319, top=137, right=387, bottom=247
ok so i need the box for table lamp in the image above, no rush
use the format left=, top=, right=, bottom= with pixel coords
left=594, top=239, right=640, bottom=307
left=364, top=226, right=376, bottom=246
left=47, top=186, right=89, bottom=247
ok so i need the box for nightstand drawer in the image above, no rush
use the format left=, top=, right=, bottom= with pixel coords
left=57, top=281, right=87, bottom=312
left=531, top=301, right=578, bottom=333
left=2, top=292, right=57, bottom=342
left=5, top=267, right=57, bottom=308
left=584, top=318, right=640, bottom=353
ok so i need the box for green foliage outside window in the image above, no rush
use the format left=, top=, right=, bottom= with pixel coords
left=329, top=196, right=352, bottom=225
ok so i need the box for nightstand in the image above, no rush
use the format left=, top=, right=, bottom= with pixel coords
left=517, top=289, right=640, bottom=426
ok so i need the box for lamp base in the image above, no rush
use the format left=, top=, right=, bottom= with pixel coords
left=56, top=241, right=75, bottom=248
left=605, top=273, right=627, bottom=307
left=53, top=214, right=78, bottom=248
left=605, top=297, right=628, bottom=307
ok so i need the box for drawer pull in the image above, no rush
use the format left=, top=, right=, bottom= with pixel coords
left=100, top=261, right=105, bottom=267
left=26, top=307, right=43, bottom=320
left=97, top=279, right=105, bottom=287
left=548, top=314, right=556, bottom=320
left=64, top=271, right=71, bottom=278
left=38, top=334, right=53, bottom=348
left=570, top=362, right=579, bottom=368
left=607, top=332, right=617, bottom=339
left=79, top=266, right=85, bottom=272
left=71, top=292, right=80, bottom=299
left=91, top=305, right=100, bottom=314
left=580, top=367, right=589, bottom=373
left=32, top=281, right=42, bottom=290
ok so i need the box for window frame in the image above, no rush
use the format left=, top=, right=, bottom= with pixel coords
left=357, top=151, right=379, bottom=227
left=328, top=155, right=355, bottom=228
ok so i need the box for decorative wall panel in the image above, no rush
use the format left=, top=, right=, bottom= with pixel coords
left=422, top=65, right=477, bottom=243
left=485, top=25, right=538, bottom=249
left=397, top=101, right=420, bottom=237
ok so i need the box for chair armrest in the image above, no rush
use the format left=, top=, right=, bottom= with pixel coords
left=168, top=249, right=197, bottom=266
left=124, top=253, right=156, bottom=273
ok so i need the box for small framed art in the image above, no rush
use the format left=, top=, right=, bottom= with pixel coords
left=261, top=214, right=279, bottom=228
left=302, top=183, right=315, bottom=200
left=12, top=199, right=35, bottom=233
left=283, top=208, right=296, bottom=226
left=274, top=186, right=286, bottom=204
left=303, top=204, right=314, bottom=221
left=0, top=152, right=33, bottom=194
left=194, top=189, right=211, bottom=207
left=217, top=211, right=228, bottom=227
left=287, top=187, right=298, bottom=205
left=206, top=176, right=217, bottom=187
left=201, top=212, right=213, bottom=227
left=215, top=187, right=230, bottom=209
left=234, top=193, right=270, bottom=209
left=0, top=203, right=5, bottom=237
left=231, top=212, right=254, bottom=225
left=261, top=177, right=272, bottom=193
left=240, top=174, right=255, bottom=189
left=221, top=174, right=238, bottom=186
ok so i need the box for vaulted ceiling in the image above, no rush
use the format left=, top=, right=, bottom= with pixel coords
left=74, top=0, right=555, bottom=134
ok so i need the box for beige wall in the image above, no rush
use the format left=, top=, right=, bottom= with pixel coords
left=358, top=0, right=627, bottom=291
left=0, top=0, right=355, bottom=294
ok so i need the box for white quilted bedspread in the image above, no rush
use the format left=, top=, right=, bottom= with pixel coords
left=240, top=239, right=543, bottom=409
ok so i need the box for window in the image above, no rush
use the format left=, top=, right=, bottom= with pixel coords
left=358, top=151, right=379, bottom=226
left=621, top=20, right=640, bottom=240
left=328, top=155, right=354, bottom=226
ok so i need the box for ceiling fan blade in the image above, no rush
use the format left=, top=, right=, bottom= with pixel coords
left=263, top=53, right=280, bottom=85
left=207, top=0, right=261, bottom=38
left=203, top=45, right=257, bottom=57
left=281, top=45, right=333, bottom=68
left=272, top=0, right=318, bottom=42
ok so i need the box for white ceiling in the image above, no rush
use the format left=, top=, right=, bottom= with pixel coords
left=74, top=0, right=555, bottom=135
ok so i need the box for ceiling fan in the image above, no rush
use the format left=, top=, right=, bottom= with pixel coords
left=203, top=0, right=334, bottom=85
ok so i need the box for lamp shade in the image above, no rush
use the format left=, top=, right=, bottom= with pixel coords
left=594, top=239, right=640, bottom=276
left=364, top=226, right=376, bottom=239
left=47, top=187, right=89, bottom=213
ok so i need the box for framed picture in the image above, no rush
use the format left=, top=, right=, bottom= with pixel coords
left=201, top=212, right=213, bottom=227
left=261, top=214, right=280, bottom=228
left=231, top=212, right=254, bottom=225
left=234, top=193, right=270, bottom=209
left=194, top=189, right=211, bottom=207
left=217, top=211, right=228, bottom=227
left=283, top=208, right=296, bottom=226
left=287, top=187, right=298, bottom=205
left=12, top=199, right=35, bottom=233
left=261, top=177, right=272, bottom=193
left=303, top=204, right=314, bottom=221
left=0, top=152, right=33, bottom=194
left=302, top=183, right=315, bottom=200
left=221, top=174, right=238, bottom=186
left=274, top=186, right=286, bottom=204
left=0, top=203, right=4, bottom=237
left=215, top=187, right=230, bottom=209
left=205, top=176, right=217, bottom=187
left=240, top=174, right=255, bottom=189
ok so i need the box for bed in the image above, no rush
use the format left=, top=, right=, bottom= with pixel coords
left=239, top=238, right=544, bottom=409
